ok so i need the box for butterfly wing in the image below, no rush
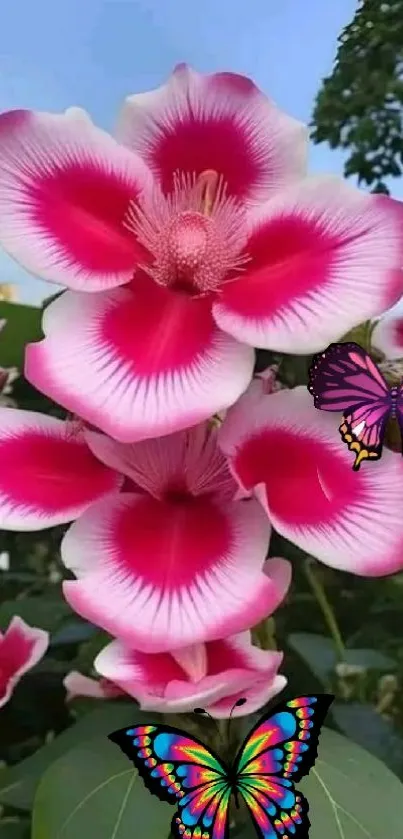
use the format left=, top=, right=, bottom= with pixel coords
left=108, top=724, right=232, bottom=839
left=308, top=342, right=392, bottom=470
left=233, top=694, right=334, bottom=839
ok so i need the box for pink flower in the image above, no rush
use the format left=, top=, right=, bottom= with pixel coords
left=0, top=407, right=121, bottom=530
left=94, top=632, right=286, bottom=718
left=372, top=309, right=403, bottom=359
left=0, top=67, right=401, bottom=442
left=0, top=617, right=49, bottom=708
left=219, top=385, right=403, bottom=576
left=63, top=670, right=123, bottom=702
left=61, top=422, right=291, bottom=652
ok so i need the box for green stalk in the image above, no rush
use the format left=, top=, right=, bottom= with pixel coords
left=304, top=558, right=345, bottom=660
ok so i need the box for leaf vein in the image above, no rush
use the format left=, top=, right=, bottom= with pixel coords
left=312, top=768, right=346, bottom=839
left=110, top=771, right=138, bottom=839
left=56, top=769, right=135, bottom=838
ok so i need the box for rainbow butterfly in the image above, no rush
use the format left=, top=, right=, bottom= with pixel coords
left=308, top=341, right=403, bottom=471
left=108, top=694, right=333, bottom=839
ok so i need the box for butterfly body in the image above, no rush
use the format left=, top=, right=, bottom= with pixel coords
left=108, top=694, right=333, bottom=839
left=308, top=341, right=403, bottom=469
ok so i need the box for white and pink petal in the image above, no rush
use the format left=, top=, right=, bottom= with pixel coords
left=261, top=557, right=292, bottom=608
left=207, top=674, right=287, bottom=718
left=63, top=670, right=123, bottom=702
left=0, top=108, right=153, bottom=291
left=0, top=617, right=49, bottom=708
left=94, top=641, right=244, bottom=713
left=0, top=408, right=121, bottom=530
left=205, top=632, right=284, bottom=677
left=85, top=423, right=238, bottom=501
left=116, top=64, right=307, bottom=205
left=220, top=386, right=403, bottom=576
left=25, top=280, right=254, bottom=443
left=61, top=491, right=274, bottom=652
left=94, top=633, right=285, bottom=716
left=213, top=176, right=403, bottom=354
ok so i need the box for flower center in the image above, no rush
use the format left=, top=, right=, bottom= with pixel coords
left=126, top=170, right=248, bottom=296
left=165, top=211, right=215, bottom=293
left=163, top=486, right=193, bottom=504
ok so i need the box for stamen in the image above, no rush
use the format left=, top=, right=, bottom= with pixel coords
left=198, top=170, right=220, bottom=216
left=125, top=170, right=249, bottom=295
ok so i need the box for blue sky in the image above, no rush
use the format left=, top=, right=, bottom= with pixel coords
left=0, top=0, right=364, bottom=304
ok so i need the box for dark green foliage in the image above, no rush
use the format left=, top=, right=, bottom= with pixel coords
left=311, top=0, right=403, bottom=194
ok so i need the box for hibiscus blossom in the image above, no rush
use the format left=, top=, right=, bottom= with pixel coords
left=61, top=423, right=290, bottom=652
left=0, top=66, right=401, bottom=442
left=93, top=632, right=287, bottom=718
left=219, top=384, right=403, bottom=576
left=0, top=617, right=48, bottom=708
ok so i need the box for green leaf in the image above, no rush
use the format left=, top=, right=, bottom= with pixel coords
left=344, top=648, right=396, bottom=672
left=287, top=633, right=335, bottom=682
left=301, top=727, right=403, bottom=838
left=32, top=736, right=171, bottom=839
left=73, top=631, right=111, bottom=671
left=0, top=703, right=156, bottom=811
left=0, top=598, right=71, bottom=633
left=288, top=633, right=396, bottom=683
left=50, top=620, right=98, bottom=646
left=0, top=302, right=42, bottom=369
left=332, top=702, right=403, bottom=777
left=236, top=727, right=403, bottom=838
left=0, top=822, right=29, bottom=839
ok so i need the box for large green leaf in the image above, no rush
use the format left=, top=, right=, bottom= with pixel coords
left=0, top=703, right=155, bottom=811
left=0, top=302, right=42, bottom=369
left=32, top=736, right=171, bottom=839
left=236, top=727, right=403, bottom=839
left=31, top=725, right=403, bottom=839
left=332, top=702, right=403, bottom=777
left=302, top=727, right=403, bottom=838
left=30, top=723, right=403, bottom=839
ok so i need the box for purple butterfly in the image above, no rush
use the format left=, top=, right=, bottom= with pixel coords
left=308, top=342, right=403, bottom=471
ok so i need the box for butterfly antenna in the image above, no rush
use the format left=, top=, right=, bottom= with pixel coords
left=227, top=698, right=247, bottom=747
left=194, top=698, right=247, bottom=755
left=193, top=708, right=224, bottom=748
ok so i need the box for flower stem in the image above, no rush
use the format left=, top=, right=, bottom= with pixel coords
left=303, top=558, right=345, bottom=660
left=252, top=616, right=277, bottom=650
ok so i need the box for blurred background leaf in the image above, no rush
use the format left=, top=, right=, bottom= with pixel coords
left=0, top=303, right=42, bottom=369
